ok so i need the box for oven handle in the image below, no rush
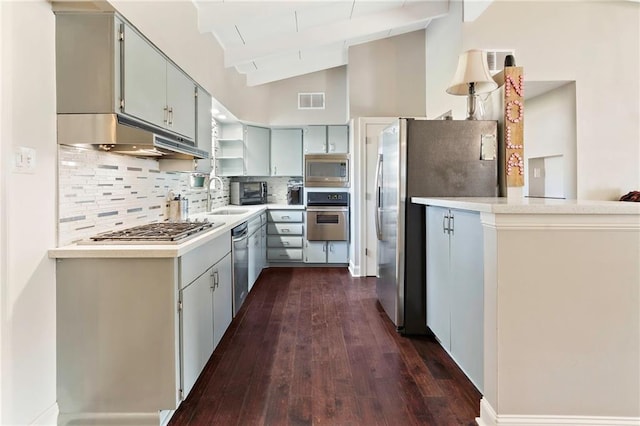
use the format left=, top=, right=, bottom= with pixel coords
left=306, top=206, right=349, bottom=212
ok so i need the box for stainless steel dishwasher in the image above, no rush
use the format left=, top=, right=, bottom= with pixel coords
left=232, top=222, right=249, bottom=317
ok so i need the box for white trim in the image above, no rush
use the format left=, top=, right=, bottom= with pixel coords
left=30, top=403, right=59, bottom=426
left=477, top=398, right=640, bottom=426
left=353, top=117, right=397, bottom=279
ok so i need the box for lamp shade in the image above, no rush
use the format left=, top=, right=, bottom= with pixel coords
left=446, top=49, right=498, bottom=95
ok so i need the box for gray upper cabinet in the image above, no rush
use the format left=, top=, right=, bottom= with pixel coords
left=303, top=126, right=327, bottom=154
left=195, top=86, right=213, bottom=173
left=55, top=13, right=198, bottom=143
left=245, top=126, right=271, bottom=176
left=122, top=24, right=167, bottom=129
left=166, top=61, right=196, bottom=139
left=122, top=23, right=196, bottom=140
left=327, top=125, right=349, bottom=153
left=271, top=129, right=303, bottom=176
left=303, top=125, right=348, bottom=154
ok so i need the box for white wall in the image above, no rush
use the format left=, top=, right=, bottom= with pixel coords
left=267, top=66, right=348, bottom=126
left=524, top=83, right=577, bottom=199
left=426, top=0, right=640, bottom=200
left=0, top=1, right=58, bottom=424
left=348, top=31, right=427, bottom=118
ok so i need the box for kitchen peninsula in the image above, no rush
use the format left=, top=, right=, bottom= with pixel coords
left=412, top=197, right=640, bottom=425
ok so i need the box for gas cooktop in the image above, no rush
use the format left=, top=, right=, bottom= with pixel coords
left=81, top=221, right=224, bottom=245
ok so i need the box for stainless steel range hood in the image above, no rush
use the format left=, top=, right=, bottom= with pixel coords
left=57, top=114, right=208, bottom=159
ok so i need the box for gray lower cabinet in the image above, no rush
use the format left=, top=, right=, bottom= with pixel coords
left=426, top=206, right=484, bottom=392
left=267, top=210, right=304, bottom=261
left=303, top=240, right=349, bottom=263
left=56, top=232, right=232, bottom=420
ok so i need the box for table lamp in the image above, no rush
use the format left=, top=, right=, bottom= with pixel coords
left=446, top=49, right=498, bottom=120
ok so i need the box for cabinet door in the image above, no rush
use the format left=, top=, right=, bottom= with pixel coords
left=195, top=86, right=212, bottom=173
left=271, top=129, right=303, bottom=176
left=327, top=241, right=349, bottom=263
left=426, top=206, right=451, bottom=350
left=122, top=24, right=166, bottom=128
left=449, top=209, right=484, bottom=391
left=245, top=126, right=270, bottom=176
left=327, top=125, right=349, bottom=153
left=213, top=253, right=233, bottom=349
left=304, top=240, right=326, bottom=263
left=248, top=232, right=259, bottom=291
left=303, top=126, right=327, bottom=153
left=166, top=61, right=196, bottom=139
left=180, top=269, right=214, bottom=398
left=260, top=224, right=267, bottom=270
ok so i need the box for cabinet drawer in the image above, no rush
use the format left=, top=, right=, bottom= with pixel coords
left=267, top=223, right=303, bottom=235
left=268, top=210, right=303, bottom=223
left=267, top=248, right=303, bottom=261
left=267, top=236, right=303, bottom=248
left=180, top=231, right=231, bottom=289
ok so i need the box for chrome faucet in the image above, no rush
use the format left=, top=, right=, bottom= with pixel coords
left=207, top=174, right=224, bottom=212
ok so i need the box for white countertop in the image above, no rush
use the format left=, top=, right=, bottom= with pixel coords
left=411, top=197, right=640, bottom=215
left=48, top=203, right=305, bottom=259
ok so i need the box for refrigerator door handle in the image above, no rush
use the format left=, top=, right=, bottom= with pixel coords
left=375, top=153, right=383, bottom=241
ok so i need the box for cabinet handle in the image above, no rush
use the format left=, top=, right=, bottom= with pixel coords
left=281, top=228, right=290, bottom=233
left=163, top=106, right=169, bottom=125
left=214, top=270, right=219, bottom=289
left=449, top=213, right=454, bottom=236
left=323, top=244, right=326, bottom=252
left=283, top=241, right=290, bottom=246
left=210, top=269, right=215, bottom=290
left=329, top=244, right=334, bottom=253
left=168, top=107, right=174, bottom=126
left=443, top=214, right=449, bottom=234
left=273, top=166, right=277, bottom=175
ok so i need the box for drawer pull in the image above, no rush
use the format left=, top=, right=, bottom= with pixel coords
left=281, top=228, right=290, bottom=232
left=283, top=242, right=290, bottom=246
left=282, top=215, right=291, bottom=219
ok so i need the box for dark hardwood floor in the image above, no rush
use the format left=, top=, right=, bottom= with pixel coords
left=169, top=267, right=481, bottom=426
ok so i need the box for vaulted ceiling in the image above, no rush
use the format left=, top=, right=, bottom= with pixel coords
left=193, top=0, right=450, bottom=86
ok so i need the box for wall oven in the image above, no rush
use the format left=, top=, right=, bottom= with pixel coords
left=306, top=192, right=349, bottom=241
left=304, top=154, right=349, bottom=187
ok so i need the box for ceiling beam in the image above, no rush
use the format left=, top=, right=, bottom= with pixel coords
left=222, top=0, right=448, bottom=68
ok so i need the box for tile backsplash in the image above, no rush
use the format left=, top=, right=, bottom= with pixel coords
left=58, top=144, right=301, bottom=246
left=58, top=146, right=229, bottom=246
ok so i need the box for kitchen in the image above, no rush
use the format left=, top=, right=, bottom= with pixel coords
left=1, top=1, right=639, bottom=425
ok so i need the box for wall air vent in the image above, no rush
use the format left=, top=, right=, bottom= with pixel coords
left=486, top=49, right=515, bottom=74
left=298, top=92, right=325, bottom=110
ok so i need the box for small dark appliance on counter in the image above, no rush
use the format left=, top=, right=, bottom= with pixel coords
left=287, top=181, right=303, bottom=205
left=230, top=181, right=267, bottom=205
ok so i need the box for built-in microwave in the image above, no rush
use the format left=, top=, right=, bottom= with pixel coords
left=230, top=181, right=267, bottom=205
left=304, top=154, right=350, bottom=187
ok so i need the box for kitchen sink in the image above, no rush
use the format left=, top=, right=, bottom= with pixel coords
left=208, top=209, right=249, bottom=215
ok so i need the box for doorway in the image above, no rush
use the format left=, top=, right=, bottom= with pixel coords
left=356, top=117, right=395, bottom=277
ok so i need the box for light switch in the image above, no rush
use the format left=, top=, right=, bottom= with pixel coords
left=13, top=146, right=37, bottom=173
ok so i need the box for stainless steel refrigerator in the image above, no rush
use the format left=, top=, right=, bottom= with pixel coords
left=375, top=118, right=499, bottom=334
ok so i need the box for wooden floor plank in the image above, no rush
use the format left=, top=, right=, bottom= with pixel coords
left=169, top=267, right=481, bottom=426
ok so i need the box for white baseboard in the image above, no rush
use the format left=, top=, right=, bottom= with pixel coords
left=31, top=402, right=58, bottom=425
left=348, top=261, right=361, bottom=277
left=58, top=411, right=163, bottom=426
left=476, top=398, right=640, bottom=426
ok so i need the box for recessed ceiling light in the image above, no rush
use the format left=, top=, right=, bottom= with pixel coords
left=217, top=114, right=227, bottom=120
